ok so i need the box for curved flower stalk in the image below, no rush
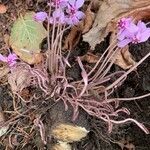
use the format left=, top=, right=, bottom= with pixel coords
left=52, top=41, right=150, bottom=134
left=33, top=0, right=85, bottom=77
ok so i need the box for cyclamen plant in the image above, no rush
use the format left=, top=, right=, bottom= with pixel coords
left=33, top=2, right=150, bottom=135
left=117, top=17, right=150, bottom=47
left=34, top=0, right=85, bottom=25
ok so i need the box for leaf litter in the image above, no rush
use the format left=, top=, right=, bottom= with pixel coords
left=0, top=0, right=150, bottom=149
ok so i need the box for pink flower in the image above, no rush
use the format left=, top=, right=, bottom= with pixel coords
left=49, top=9, right=65, bottom=24
left=117, top=17, right=138, bottom=40
left=118, top=18, right=131, bottom=29
left=0, top=53, right=18, bottom=67
left=117, top=18, right=150, bottom=47
left=66, top=0, right=85, bottom=25
left=135, top=21, right=150, bottom=43
left=34, top=12, right=48, bottom=23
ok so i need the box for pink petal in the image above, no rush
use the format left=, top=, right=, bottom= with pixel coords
left=52, top=9, right=65, bottom=24
left=64, top=17, right=72, bottom=25
left=72, top=16, right=79, bottom=25
left=118, top=17, right=132, bottom=29
left=53, top=9, right=60, bottom=17
left=75, top=0, right=84, bottom=8
left=127, top=22, right=138, bottom=33
left=0, top=54, right=7, bottom=62
left=68, top=0, right=76, bottom=6
left=8, top=53, right=18, bottom=60
left=117, top=29, right=129, bottom=40
left=76, top=11, right=85, bottom=19
left=137, top=21, right=147, bottom=32
left=139, top=29, right=150, bottom=42
left=60, top=0, right=69, bottom=7
left=34, top=12, right=47, bottom=22
left=118, top=38, right=131, bottom=48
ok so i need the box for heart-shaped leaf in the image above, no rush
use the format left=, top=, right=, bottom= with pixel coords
left=9, top=12, right=47, bottom=64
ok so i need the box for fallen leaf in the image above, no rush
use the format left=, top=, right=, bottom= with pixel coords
left=8, top=63, right=49, bottom=93
left=90, top=0, right=103, bottom=12
left=8, top=64, right=32, bottom=93
left=63, top=26, right=81, bottom=50
left=82, top=7, right=95, bottom=34
left=80, top=52, right=99, bottom=63
left=4, top=34, right=10, bottom=47
left=0, top=66, right=10, bottom=79
left=0, top=4, right=7, bottom=14
left=9, top=12, right=47, bottom=64
left=83, top=0, right=150, bottom=49
left=114, top=46, right=136, bottom=70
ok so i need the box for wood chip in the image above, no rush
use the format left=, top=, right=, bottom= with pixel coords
left=80, top=52, right=99, bottom=63
left=0, top=4, right=7, bottom=14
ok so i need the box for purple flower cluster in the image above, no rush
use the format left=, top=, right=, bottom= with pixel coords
left=117, top=18, right=150, bottom=48
left=34, top=0, right=85, bottom=25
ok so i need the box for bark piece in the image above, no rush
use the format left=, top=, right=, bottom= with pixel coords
left=52, top=124, right=89, bottom=143
left=80, top=52, right=99, bottom=63
left=112, top=45, right=136, bottom=70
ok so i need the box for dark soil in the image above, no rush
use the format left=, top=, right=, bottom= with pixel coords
left=0, top=0, right=150, bottom=150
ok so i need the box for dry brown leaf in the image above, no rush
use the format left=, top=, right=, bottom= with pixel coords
left=80, top=52, right=99, bottom=63
left=83, top=0, right=150, bottom=49
left=90, top=0, right=103, bottom=11
left=0, top=4, right=7, bottom=14
left=0, top=66, right=10, bottom=79
left=63, top=26, right=82, bottom=50
left=8, top=64, right=32, bottom=93
left=82, top=8, right=95, bottom=34
left=114, top=46, right=136, bottom=70
left=4, top=34, right=10, bottom=47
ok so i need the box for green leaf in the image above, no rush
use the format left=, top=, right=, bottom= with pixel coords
left=9, top=12, right=47, bottom=64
